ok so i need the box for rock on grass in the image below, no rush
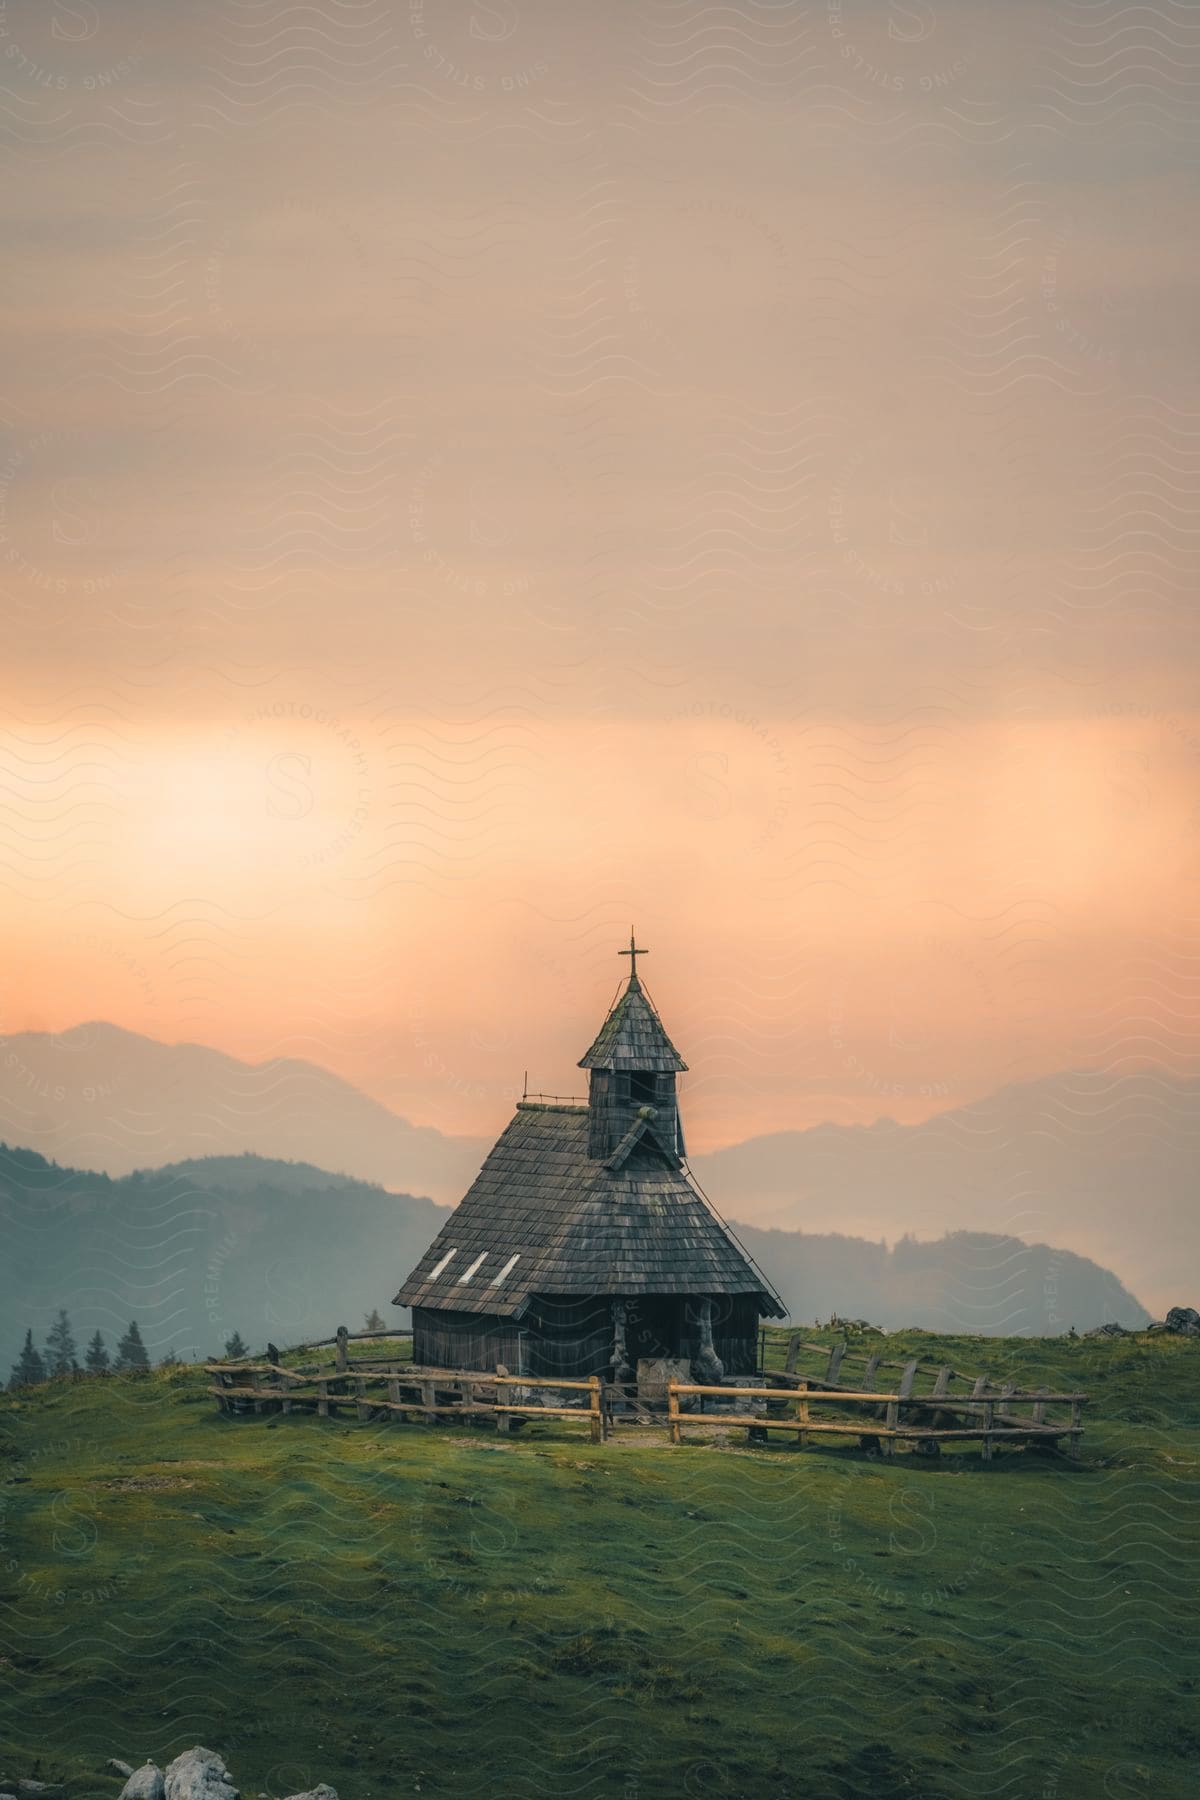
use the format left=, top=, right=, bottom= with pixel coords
left=163, top=1750, right=238, bottom=1800
left=118, top=1767, right=165, bottom=1800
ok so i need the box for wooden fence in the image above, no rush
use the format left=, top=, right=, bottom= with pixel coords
left=668, top=1372, right=1086, bottom=1459
left=209, top=1348, right=1086, bottom=1460
left=208, top=1362, right=603, bottom=1442
left=775, top=1333, right=997, bottom=1390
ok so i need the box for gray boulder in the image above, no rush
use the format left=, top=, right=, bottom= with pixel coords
left=119, top=1767, right=165, bottom=1800
left=163, top=1750, right=238, bottom=1800
left=108, top=1764, right=135, bottom=1780
left=1165, top=1305, right=1200, bottom=1336
left=281, top=1788, right=339, bottom=1800
left=1084, top=1321, right=1126, bottom=1338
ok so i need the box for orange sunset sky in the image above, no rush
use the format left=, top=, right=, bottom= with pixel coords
left=2, top=0, right=1198, bottom=1153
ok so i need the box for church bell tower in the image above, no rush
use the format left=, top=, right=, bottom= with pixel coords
left=578, top=933, right=688, bottom=1163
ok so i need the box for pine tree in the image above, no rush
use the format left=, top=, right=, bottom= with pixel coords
left=160, top=1346, right=180, bottom=1367
left=364, top=1308, right=386, bottom=1332
left=44, top=1308, right=78, bottom=1378
left=115, top=1320, right=150, bottom=1371
left=9, top=1329, right=46, bottom=1390
left=84, top=1330, right=110, bottom=1374
left=223, top=1330, right=248, bottom=1360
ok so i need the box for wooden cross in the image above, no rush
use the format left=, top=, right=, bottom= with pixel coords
left=619, top=930, right=647, bottom=978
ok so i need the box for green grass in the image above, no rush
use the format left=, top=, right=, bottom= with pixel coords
left=1, top=1330, right=1198, bottom=1799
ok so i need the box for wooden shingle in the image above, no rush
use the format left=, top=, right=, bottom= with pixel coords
left=393, top=1100, right=783, bottom=1318
left=577, top=974, right=687, bottom=1072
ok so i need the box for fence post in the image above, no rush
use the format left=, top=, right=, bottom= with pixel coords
left=886, top=1359, right=917, bottom=1456
left=785, top=1333, right=802, bottom=1374
left=318, top=1378, right=329, bottom=1419
left=981, top=1399, right=995, bottom=1461
left=335, top=1326, right=349, bottom=1373
left=796, top=1379, right=809, bottom=1450
left=898, top=1359, right=918, bottom=1403
left=826, top=1341, right=846, bottom=1386
left=589, top=1376, right=602, bottom=1444
left=668, top=1381, right=681, bottom=1445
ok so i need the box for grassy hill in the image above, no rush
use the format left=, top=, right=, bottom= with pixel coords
left=1, top=1329, right=1197, bottom=1799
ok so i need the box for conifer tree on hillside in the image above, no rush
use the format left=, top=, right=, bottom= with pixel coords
left=364, top=1308, right=386, bottom=1332
left=160, top=1347, right=180, bottom=1367
left=44, top=1308, right=78, bottom=1378
left=223, top=1331, right=248, bottom=1359
left=84, top=1330, right=110, bottom=1374
left=115, top=1320, right=150, bottom=1371
left=9, top=1329, right=46, bottom=1390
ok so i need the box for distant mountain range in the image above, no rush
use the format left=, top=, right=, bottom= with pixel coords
left=0, top=1144, right=1148, bottom=1378
left=0, top=1023, right=1191, bottom=1322
left=691, top=1069, right=1198, bottom=1323
left=0, top=1021, right=488, bottom=1197
left=0, top=1147, right=440, bottom=1377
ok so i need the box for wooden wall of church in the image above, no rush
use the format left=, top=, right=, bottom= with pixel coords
left=413, top=1293, right=764, bottom=1379
left=411, top=1306, right=522, bottom=1374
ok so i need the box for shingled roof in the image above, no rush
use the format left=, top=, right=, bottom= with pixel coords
left=394, top=1101, right=783, bottom=1318
left=577, top=973, right=687, bottom=1072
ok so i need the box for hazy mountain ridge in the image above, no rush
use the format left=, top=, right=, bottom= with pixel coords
left=0, top=1021, right=488, bottom=1200
left=0, top=1146, right=1148, bottom=1376
left=156, top=1153, right=387, bottom=1194
left=689, top=1068, right=1199, bottom=1320
left=0, top=1143, right=448, bottom=1376
left=733, top=1222, right=1148, bottom=1340
left=1, top=1023, right=1188, bottom=1317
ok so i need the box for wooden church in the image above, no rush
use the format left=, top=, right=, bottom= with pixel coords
left=394, top=937, right=784, bottom=1392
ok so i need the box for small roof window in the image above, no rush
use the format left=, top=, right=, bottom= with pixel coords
left=457, top=1252, right=488, bottom=1284
left=428, top=1248, right=457, bottom=1281
left=489, top=1253, right=521, bottom=1288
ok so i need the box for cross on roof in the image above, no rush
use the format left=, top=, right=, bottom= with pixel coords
left=619, top=930, right=648, bottom=980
